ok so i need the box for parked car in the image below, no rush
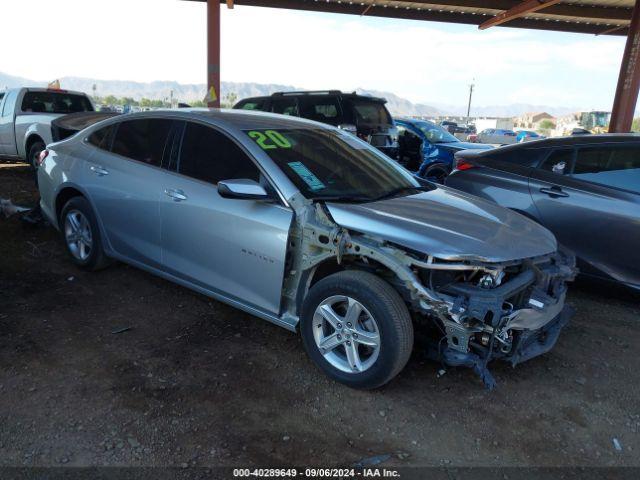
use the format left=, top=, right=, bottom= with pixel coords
left=395, top=118, right=492, bottom=182
left=476, top=128, right=518, bottom=145
left=516, top=130, right=544, bottom=143
left=233, top=90, right=399, bottom=159
left=37, top=109, right=576, bottom=389
left=0, top=87, right=94, bottom=169
left=446, top=135, right=640, bottom=290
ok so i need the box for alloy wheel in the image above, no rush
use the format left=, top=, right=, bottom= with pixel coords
left=312, top=295, right=381, bottom=374
left=64, top=210, right=93, bottom=261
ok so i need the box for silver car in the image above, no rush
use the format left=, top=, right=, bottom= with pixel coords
left=477, top=128, right=518, bottom=145
left=37, top=110, right=576, bottom=389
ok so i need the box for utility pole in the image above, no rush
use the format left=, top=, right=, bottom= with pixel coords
left=466, top=81, right=475, bottom=123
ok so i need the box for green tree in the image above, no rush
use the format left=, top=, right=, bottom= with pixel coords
left=538, top=119, right=555, bottom=130
left=103, top=95, right=118, bottom=105
left=221, top=92, right=238, bottom=108
left=632, top=117, right=640, bottom=132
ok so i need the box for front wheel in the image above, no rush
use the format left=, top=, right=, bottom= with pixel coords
left=300, top=271, right=414, bottom=389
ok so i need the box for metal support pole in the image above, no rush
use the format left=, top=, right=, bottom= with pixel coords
left=466, top=83, right=474, bottom=123
left=609, top=0, right=640, bottom=132
left=207, top=0, right=221, bottom=108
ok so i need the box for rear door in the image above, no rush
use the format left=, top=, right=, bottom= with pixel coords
left=86, top=118, right=173, bottom=269
left=297, top=96, right=343, bottom=126
left=528, top=144, right=640, bottom=286
left=160, top=121, right=293, bottom=314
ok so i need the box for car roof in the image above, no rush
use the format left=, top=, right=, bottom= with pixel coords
left=459, top=133, right=640, bottom=158
left=24, top=87, right=89, bottom=96
left=237, top=91, right=387, bottom=103
left=106, top=108, right=336, bottom=131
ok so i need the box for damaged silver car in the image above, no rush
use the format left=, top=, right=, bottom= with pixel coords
left=37, top=110, right=577, bottom=389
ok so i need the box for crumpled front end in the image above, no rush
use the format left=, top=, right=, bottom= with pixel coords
left=282, top=194, right=577, bottom=389
left=414, top=250, right=577, bottom=389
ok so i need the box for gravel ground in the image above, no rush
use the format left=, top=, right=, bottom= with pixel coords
left=1, top=161, right=639, bottom=469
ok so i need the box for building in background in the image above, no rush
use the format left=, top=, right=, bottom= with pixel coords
left=515, top=112, right=556, bottom=130
left=556, top=111, right=611, bottom=135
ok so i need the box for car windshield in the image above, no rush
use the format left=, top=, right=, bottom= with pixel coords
left=348, top=100, right=392, bottom=126
left=244, top=128, right=425, bottom=201
left=414, top=121, right=459, bottom=144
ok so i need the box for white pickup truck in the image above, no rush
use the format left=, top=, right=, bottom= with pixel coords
left=0, top=87, right=94, bottom=169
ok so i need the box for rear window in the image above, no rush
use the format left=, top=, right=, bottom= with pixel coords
left=348, top=99, right=392, bottom=126
left=87, top=125, right=115, bottom=150
left=111, top=119, right=173, bottom=167
left=21, top=91, right=94, bottom=114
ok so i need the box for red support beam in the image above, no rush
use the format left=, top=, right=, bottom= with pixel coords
left=610, top=0, right=640, bottom=133
left=479, top=0, right=561, bottom=30
left=207, top=0, right=221, bottom=108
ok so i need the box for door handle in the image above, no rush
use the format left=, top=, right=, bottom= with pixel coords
left=90, top=165, right=109, bottom=176
left=540, top=186, right=569, bottom=198
left=164, top=188, right=188, bottom=202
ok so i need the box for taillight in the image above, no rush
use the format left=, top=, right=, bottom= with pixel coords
left=37, top=149, right=49, bottom=167
left=455, top=158, right=475, bottom=171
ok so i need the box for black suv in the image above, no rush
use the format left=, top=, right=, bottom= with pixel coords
left=233, top=91, right=399, bottom=159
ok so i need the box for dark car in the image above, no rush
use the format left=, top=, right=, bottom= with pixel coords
left=395, top=118, right=492, bottom=181
left=234, top=91, right=399, bottom=159
left=445, top=135, right=640, bottom=290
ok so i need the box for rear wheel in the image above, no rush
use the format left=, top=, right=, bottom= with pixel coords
left=60, top=196, right=110, bottom=271
left=28, top=140, right=45, bottom=171
left=300, top=270, right=413, bottom=389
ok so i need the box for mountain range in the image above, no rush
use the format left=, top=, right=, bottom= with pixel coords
left=1, top=71, right=583, bottom=118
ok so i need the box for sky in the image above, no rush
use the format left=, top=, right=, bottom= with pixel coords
left=0, top=0, right=628, bottom=110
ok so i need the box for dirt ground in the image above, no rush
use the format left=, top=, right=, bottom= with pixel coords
left=1, top=160, right=639, bottom=470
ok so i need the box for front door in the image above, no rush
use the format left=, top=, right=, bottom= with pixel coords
left=528, top=145, right=640, bottom=286
left=160, top=121, right=293, bottom=314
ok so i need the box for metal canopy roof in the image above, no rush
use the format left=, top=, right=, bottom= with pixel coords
left=192, top=0, right=634, bottom=36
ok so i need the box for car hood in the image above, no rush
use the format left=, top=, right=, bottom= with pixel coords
left=325, top=186, right=557, bottom=263
left=436, top=141, right=493, bottom=152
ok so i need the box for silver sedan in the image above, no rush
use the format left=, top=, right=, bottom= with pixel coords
left=37, top=110, right=576, bottom=389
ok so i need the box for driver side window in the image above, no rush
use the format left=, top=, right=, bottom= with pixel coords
left=178, top=123, right=260, bottom=185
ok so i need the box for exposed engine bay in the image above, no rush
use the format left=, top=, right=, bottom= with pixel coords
left=281, top=195, right=577, bottom=389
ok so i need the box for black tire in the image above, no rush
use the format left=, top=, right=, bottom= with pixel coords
left=28, top=140, right=45, bottom=171
left=300, top=270, right=413, bottom=389
left=59, top=196, right=110, bottom=271
left=422, top=163, right=450, bottom=184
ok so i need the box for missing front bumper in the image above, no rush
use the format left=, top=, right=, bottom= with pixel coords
left=431, top=305, right=573, bottom=389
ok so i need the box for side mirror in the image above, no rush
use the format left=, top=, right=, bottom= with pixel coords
left=218, top=179, right=270, bottom=200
